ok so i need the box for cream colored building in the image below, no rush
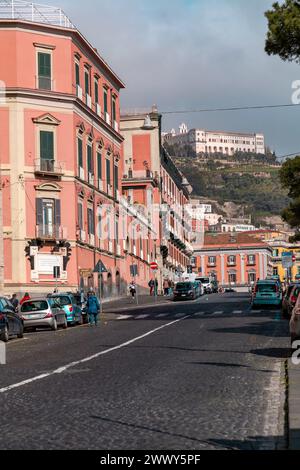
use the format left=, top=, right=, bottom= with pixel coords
left=164, top=124, right=265, bottom=156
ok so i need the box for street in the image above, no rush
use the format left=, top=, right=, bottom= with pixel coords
left=0, top=293, right=290, bottom=450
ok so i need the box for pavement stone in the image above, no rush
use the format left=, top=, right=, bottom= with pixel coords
left=288, top=359, right=300, bottom=449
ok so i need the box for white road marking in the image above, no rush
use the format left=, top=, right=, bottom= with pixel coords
left=116, top=315, right=133, bottom=320
left=156, top=313, right=168, bottom=318
left=0, top=316, right=189, bottom=394
left=194, top=312, right=205, bottom=316
left=212, top=311, right=223, bottom=316
left=174, top=313, right=186, bottom=318
left=233, top=311, right=243, bottom=314
left=136, top=314, right=149, bottom=320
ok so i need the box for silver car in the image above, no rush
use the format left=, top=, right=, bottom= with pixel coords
left=20, top=298, right=67, bottom=331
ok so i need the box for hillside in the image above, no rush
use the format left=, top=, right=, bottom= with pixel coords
left=172, top=155, right=290, bottom=226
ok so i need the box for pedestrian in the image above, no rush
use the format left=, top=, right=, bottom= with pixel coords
left=129, top=281, right=136, bottom=299
left=10, top=294, right=19, bottom=311
left=163, top=279, right=169, bottom=296
left=87, top=291, right=100, bottom=327
left=148, top=279, right=155, bottom=296
left=168, top=279, right=174, bottom=296
left=20, top=292, right=31, bottom=305
left=154, top=278, right=159, bottom=296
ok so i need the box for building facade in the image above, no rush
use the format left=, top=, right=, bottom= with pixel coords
left=0, top=2, right=130, bottom=296
left=270, top=242, right=300, bottom=282
left=121, top=109, right=193, bottom=288
left=193, top=233, right=273, bottom=287
left=164, top=124, right=265, bottom=156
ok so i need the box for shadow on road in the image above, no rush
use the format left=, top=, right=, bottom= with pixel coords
left=249, top=347, right=291, bottom=359
left=210, top=320, right=289, bottom=338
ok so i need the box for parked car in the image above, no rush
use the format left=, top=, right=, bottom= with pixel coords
left=290, top=294, right=300, bottom=347
left=195, top=277, right=212, bottom=294
left=252, top=280, right=282, bottom=309
left=48, top=293, right=83, bottom=325
left=173, top=282, right=201, bottom=301
left=282, top=283, right=300, bottom=319
left=0, top=297, right=24, bottom=342
left=20, top=298, right=67, bottom=331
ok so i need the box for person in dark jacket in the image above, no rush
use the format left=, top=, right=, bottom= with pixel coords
left=11, top=294, right=19, bottom=310
left=87, top=291, right=100, bottom=326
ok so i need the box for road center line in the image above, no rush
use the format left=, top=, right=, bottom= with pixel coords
left=0, top=316, right=190, bottom=394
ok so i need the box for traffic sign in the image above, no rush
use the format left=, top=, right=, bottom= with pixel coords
left=150, top=262, right=158, bottom=271
left=94, top=260, right=108, bottom=274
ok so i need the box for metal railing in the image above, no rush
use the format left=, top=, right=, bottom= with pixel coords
left=34, top=159, right=65, bottom=175
left=0, top=0, right=76, bottom=29
left=36, top=224, right=67, bottom=240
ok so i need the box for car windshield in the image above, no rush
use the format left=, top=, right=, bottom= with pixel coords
left=49, top=296, right=71, bottom=307
left=257, top=284, right=277, bottom=293
left=197, top=278, right=209, bottom=284
left=176, top=283, right=192, bottom=289
left=21, top=301, right=48, bottom=312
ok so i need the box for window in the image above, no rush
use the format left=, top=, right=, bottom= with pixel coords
left=78, top=202, right=83, bottom=230
left=248, top=272, right=256, bottom=284
left=273, top=249, right=279, bottom=257
left=106, top=159, right=111, bottom=190
left=75, top=62, right=80, bottom=87
left=36, top=198, right=61, bottom=236
left=273, top=267, right=279, bottom=276
left=87, top=144, right=93, bottom=175
left=228, top=255, right=236, bottom=266
left=228, top=273, right=237, bottom=285
left=97, top=152, right=102, bottom=180
left=103, top=87, right=108, bottom=114
left=85, top=69, right=90, bottom=96
left=40, top=131, right=54, bottom=171
left=208, top=256, right=216, bottom=266
left=112, top=97, right=116, bottom=122
left=38, top=52, right=51, bottom=90
left=247, top=255, right=256, bottom=265
left=94, top=78, right=99, bottom=104
left=87, top=208, right=95, bottom=235
left=97, top=212, right=102, bottom=239
left=114, top=165, right=119, bottom=193
left=78, top=137, right=83, bottom=172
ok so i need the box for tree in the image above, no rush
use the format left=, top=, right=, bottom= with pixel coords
left=280, top=156, right=300, bottom=240
left=265, top=1, right=300, bottom=63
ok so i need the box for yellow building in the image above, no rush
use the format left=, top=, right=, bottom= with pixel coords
left=270, top=242, right=300, bottom=282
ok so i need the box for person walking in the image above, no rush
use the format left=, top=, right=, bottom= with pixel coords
left=163, top=279, right=169, bottom=296
left=148, top=279, right=155, bottom=296
left=129, top=281, right=136, bottom=300
left=11, top=294, right=19, bottom=311
left=20, top=292, right=31, bottom=306
left=87, top=291, right=100, bottom=327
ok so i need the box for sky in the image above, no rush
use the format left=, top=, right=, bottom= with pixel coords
left=42, top=0, right=300, bottom=155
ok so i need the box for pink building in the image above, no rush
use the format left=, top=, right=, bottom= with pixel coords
left=0, top=2, right=128, bottom=296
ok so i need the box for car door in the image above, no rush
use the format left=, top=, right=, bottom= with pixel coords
left=0, top=299, right=15, bottom=335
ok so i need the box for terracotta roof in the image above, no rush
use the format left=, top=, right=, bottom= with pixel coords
left=204, top=232, right=269, bottom=248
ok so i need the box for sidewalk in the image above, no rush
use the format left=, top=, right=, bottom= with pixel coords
left=102, top=294, right=172, bottom=313
left=288, top=358, right=300, bottom=449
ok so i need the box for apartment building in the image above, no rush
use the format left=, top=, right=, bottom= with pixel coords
left=193, top=233, right=273, bottom=287
left=0, top=1, right=127, bottom=296
left=164, top=124, right=265, bottom=156
left=120, top=108, right=194, bottom=288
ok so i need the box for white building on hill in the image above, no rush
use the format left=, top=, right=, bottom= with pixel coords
left=164, top=124, right=265, bottom=156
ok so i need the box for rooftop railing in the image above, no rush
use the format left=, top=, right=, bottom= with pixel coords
left=0, top=0, right=76, bottom=29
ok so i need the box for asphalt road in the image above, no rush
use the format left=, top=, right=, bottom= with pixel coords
left=0, top=293, right=290, bottom=450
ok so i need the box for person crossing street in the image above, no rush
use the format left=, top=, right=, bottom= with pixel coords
left=87, top=291, right=101, bottom=327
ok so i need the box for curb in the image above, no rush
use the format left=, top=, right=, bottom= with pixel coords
left=288, top=357, right=300, bottom=450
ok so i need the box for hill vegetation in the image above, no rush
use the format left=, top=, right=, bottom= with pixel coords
left=166, top=147, right=290, bottom=226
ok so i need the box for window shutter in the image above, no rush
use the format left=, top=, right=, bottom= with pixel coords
left=78, top=138, right=83, bottom=168
left=103, top=88, right=108, bottom=113
left=78, top=203, right=83, bottom=230
left=106, top=159, right=111, bottom=186
left=38, top=53, right=51, bottom=77
left=75, top=63, right=80, bottom=86
left=55, top=200, right=61, bottom=227
left=40, top=131, right=54, bottom=160
left=36, top=198, right=43, bottom=225
left=114, top=165, right=119, bottom=191
left=97, top=152, right=102, bottom=180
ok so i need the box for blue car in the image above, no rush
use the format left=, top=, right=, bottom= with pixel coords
left=252, top=280, right=282, bottom=308
left=48, top=294, right=83, bottom=325
left=0, top=297, right=24, bottom=342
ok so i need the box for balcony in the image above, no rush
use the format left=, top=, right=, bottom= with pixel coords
left=88, top=172, right=94, bottom=186
left=76, top=85, right=83, bottom=100
left=113, top=121, right=119, bottom=132
left=116, top=244, right=121, bottom=256
left=227, top=261, right=237, bottom=267
left=79, top=230, right=86, bottom=243
left=89, top=234, right=95, bottom=246
left=86, top=94, right=92, bottom=109
left=34, top=159, right=65, bottom=176
left=122, top=169, right=159, bottom=186
left=105, top=112, right=111, bottom=125
left=36, top=225, right=67, bottom=240
left=96, top=103, right=101, bottom=117
left=79, top=167, right=85, bottom=180
left=98, top=179, right=104, bottom=191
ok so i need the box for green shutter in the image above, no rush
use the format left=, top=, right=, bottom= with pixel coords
left=97, top=152, right=102, bottom=179
left=75, top=63, right=80, bottom=86
left=38, top=53, right=51, bottom=77
left=114, top=165, right=119, bottom=191
left=106, top=159, right=111, bottom=186
left=103, top=89, right=108, bottom=113
left=40, top=131, right=54, bottom=160
left=87, top=145, right=93, bottom=173
left=85, top=71, right=90, bottom=95
left=78, top=138, right=83, bottom=168
left=95, top=80, right=99, bottom=103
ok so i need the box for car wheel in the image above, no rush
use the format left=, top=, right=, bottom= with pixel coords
left=62, top=317, right=68, bottom=330
left=17, top=325, right=24, bottom=339
left=51, top=319, right=58, bottom=331
left=0, top=324, right=9, bottom=343
left=78, top=315, right=83, bottom=325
